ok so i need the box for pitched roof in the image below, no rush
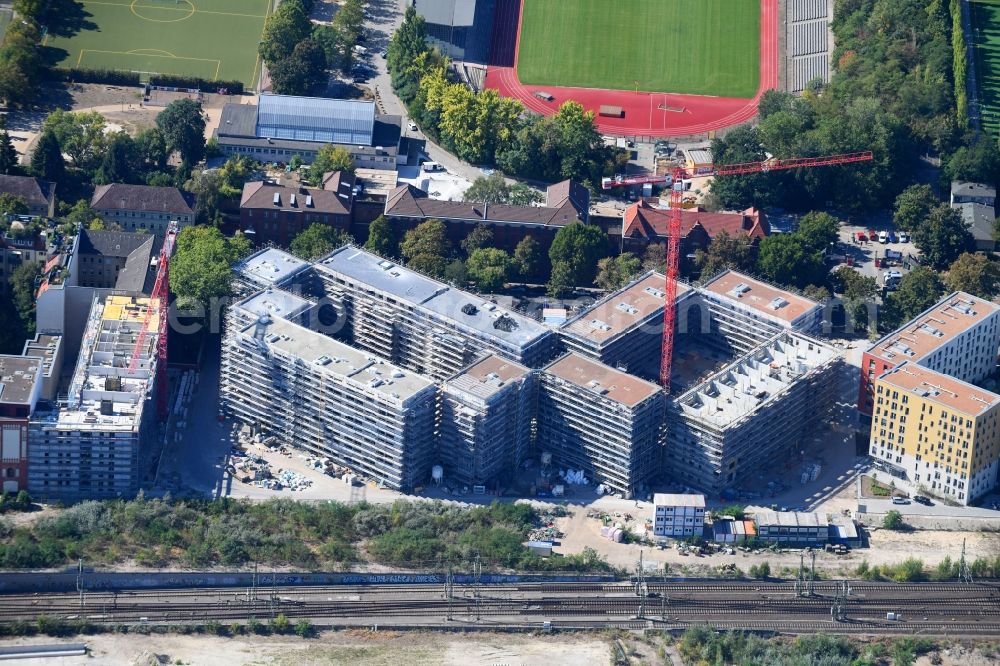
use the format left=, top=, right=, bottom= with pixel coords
left=957, top=202, right=996, bottom=243
left=239, top=175, right=356, bottom=215
left=77, top=229, right=156, bottom=292
left=384, top=184, right=587, bottom=227
left=623, top=201, right=768, bottom=241
left=0, top=175, right=56, bottom=211
left=91, top=184, right=194, bottom=215
left=545, top=179, right=590, bottom=217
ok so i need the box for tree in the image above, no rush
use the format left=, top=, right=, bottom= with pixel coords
left=463, top=173, right=544, bottom=206
left=756, top=234, right=826, bottom=289
left=0, top=119, right=17, bottom=175
left=912, top=205, right=974, bottom=270
left=748, top=561, right=771, bottom=579
left=442, top=258, right=467, bottom=285
left=595, top=253, right=642, bottom=291
left=0, top=194, right=28, bottom=216
left=30, top=131, right=64, bottom=184
left=832, top=266, right=878, bottom=332
left=401, top=219, right=451, bottom=277
left=548, top=223, right=607, bottom=292
left=41, top=110, right=107, bottom=173
left=365, top=215, right=397, bottom=257
left=796, top=211, right=839, bottom=253
left=546, top=260, right=575, bottom=298
left=10, top=262, right=40, bottom=334
left=642, top=243, right=666, bottom=273
left=945, top=135, right=1000, bottom=185
left=258, top=0, right=311, bottom=66
left=171, top=226, right=253, bottom=309
left=269, top=39, right=328, bottom=96
left=466, top=248, right=511, bottom=292
left=156, top=99, right=207, bottom=164
left=883, top=510, right=905, bottom=530
left=62, top=199, right=102, bottom=229
left=185, top=169, right=224, bottom=225
left=387, top=6, right=428, bottom=98
left=881, top=267, right=945, bottom=332
left=217, top=155, right=255, bottom=198
left=708, top=124, right=775, bottom=209
left=893, top=184, right=938, bottom=232
left=95, top=132, right=140, bottom=185
left=695, top=231, right=757, bottom=276
left=290, top=223, right=351, bottom=260
left=460, top=224, right=493, bottom=255
left=945, top=253, right=1000, bottom=299
left=306, top=145, right=354, bottom=184
left=135, top=128, right=168, bottom=171
left=513, top=235, right=543, bottom=282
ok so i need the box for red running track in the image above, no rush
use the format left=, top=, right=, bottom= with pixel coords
left=484, top=0, right=778, bottom=137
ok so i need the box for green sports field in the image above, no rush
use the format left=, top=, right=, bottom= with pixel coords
left=972, top=0, right=1000, bottom=137
left=43, top=0, right=271, bottom=86
left=516, top=0, right=760, bottom=98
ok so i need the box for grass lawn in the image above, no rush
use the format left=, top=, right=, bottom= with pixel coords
left=972, top=0, right=1000, bottom=138
left=516, top=0, right=760, bottom=98
left=42, top=0, right=270, bottom=86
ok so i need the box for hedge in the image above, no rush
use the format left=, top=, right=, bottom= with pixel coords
left=51, top=69, right=244, bottom=95
left=951, top=0, right=969, bottom=128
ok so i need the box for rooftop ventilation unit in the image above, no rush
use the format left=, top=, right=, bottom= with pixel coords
left=920, top=323, right=944, bottom=337
left=616, top=303, right=639, bottom=315
left=461, top=303, right=478, bottom=315
left=953, top=302, right=976, bottom=316
left=768, top=297, right=788, bottom=310
left=643, top=286, right=664, bottom=298
left=730, top=283, right=751, bottom=297
left=589, top=319, right=612, bottom=331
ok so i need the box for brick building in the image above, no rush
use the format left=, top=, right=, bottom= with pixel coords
left=238, top=172, right=356, bottom=247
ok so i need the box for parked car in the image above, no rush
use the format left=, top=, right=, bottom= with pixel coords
left=891, top=496, right=910, bottom=505
left=898, top=231, right=910, bottom=243
left=855, top=231, right=867, bottom=243
left=878, top=230, right=889, bottom=243
left=408, top=121, right=418, bottom=131
left=913, top=495, right=933, bottom=506
left=867, top=229, right=878, bottom=241
left=887, top=230, right=898, bottom=243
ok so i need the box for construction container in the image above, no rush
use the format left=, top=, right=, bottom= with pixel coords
left=599, top=105, right=624, bottom=118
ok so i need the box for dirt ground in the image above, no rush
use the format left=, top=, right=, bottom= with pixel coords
left=0, top=631, right=611, bottom=666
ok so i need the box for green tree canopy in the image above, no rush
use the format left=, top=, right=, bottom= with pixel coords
left=756, top=233, right=826, bottom=289
left=594, top=253, right=642, bottom=291
left=460, top=223, right=494, bottom=256
left=0, top=119, right=18, bottom=175
left=401, top=219, right=451, bottom=277
left=944, top=252, right=1000, bottom=299
left=269, top=39, right=328, bottom=96
left=796, top=211, right=839, bottom=253
left=0, top=194, right=28, bottom=216
left=548, top=222, right=607, bottom=293
left=880, top=267, right=945, bottom=332
left=365, top=215, right=398, bottom=257
left=466, top=248, right=512, bottom=293
left=945, top=135, right=1000, bottom=185
left=893, top=184, right=938, bottom=232
left=512, top=235, right=543, bottom=282
left=290, top=223, right=352, bottom=260
left=912, top=205, right=974, bottom=270
left=695, top=231, right=757, bottom=277
left=30, top=130, right=64, bottom=184
left=156, top=99, right=207, bottom=164
left=258, top=0, right=311, bottom=66
left=41, top=110, right=107, bottom=173
left=171, top=226, right=252, bottom=308
left=95, top=132, right=140, bottom=185
left=306, top=145, right=354, bottom=184
left=463, top=173, right=543, bottom=206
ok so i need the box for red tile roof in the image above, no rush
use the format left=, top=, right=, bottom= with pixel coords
left=622, top=201, right=768, bottom=242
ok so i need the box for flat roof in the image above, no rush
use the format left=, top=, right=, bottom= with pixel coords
left=701, top=270, right=820, bottom=324
left=320, top=246, right=550, bottom=349
left=753, top=510, right=828, bottom=528
left=236, top=248, right=310, bottom=288
left=876, top=361, right=1000, bottom=417
left=543, top=352, right=661, bottom=408
left=236, top=289, right=312, bottom=321
left=244, top=316, right=434, bottom=404
left=562, top=272, right=690, bottom=345
left=653, top=493, right=705, bottom=508
left=445, top=355, right=530, bottom=400
left=22, top=334, right=61, bottom=375
left=867, top=292, right=1000, bottom=365
left=0, top=356, right=41, bottom=405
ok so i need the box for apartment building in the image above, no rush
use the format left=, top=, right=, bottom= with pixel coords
left=698, top=270, right=824, bottom=353
left=869, top=362, right=1000, bottom=505
left=0, top=175, right=56, bottom=218
left=666, top=332, right=841, bottom=493
left=222, top=314, right=438, bottom=491
left=311, top=245, right=557, bottom=379
left=232, top=247, right=311, bottom=297
left=91, top=184, right=195, bottom=237
left=238, top=172, right=356, bottom=247
left=858, top=293, right=1000, bottom=419
left=0, top=356, right=43, bottom=493
left=28, top=295, right=159, bottom=500
left=439, top=355, right=535, bottom=488
left=652, top=493, right=706, bottom=537
left=560, top=272, right=693, bottom=377
left=537, top=353, right=664, bottom=497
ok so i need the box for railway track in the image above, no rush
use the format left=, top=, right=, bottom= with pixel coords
left=2, top=580, right=998, bottom=637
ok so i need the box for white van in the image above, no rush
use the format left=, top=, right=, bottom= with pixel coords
left=421, top=161, right=444, bottom=173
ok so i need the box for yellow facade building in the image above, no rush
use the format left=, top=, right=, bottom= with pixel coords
left=870, top=361, right=1000, bottom=505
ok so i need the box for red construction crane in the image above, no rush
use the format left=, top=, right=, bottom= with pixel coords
left=127, top=221, right=178, bottom=420
left=655, top=151, right=874, bottom=392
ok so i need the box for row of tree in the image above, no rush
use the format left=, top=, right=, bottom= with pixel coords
left=0, top=0, right=46, bottom=106
left=711, top=0, right=998, bottom=214
left=387, top=7, right=624, bottom=189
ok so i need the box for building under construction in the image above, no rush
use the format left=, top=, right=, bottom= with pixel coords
left=223, top=314, right=438, bottom=491
left=438, top=355, right=535, bottom=488
left=537, top=353, right=664, bottom=496
left=28, top=295, right=159, bottom=500
left=666, top=331, right=840, bottom=493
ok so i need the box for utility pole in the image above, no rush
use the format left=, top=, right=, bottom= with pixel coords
left=445, top=564, right=454, bottom=621
left=795, top=552, right=805, bottom=597
left=808, top=551, right=816, bottom=597
left=636, top=551, right=646, bottom=619
left=76, top=558, right=84, bottom=610
left=831, top=580, right=848, bottom=622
